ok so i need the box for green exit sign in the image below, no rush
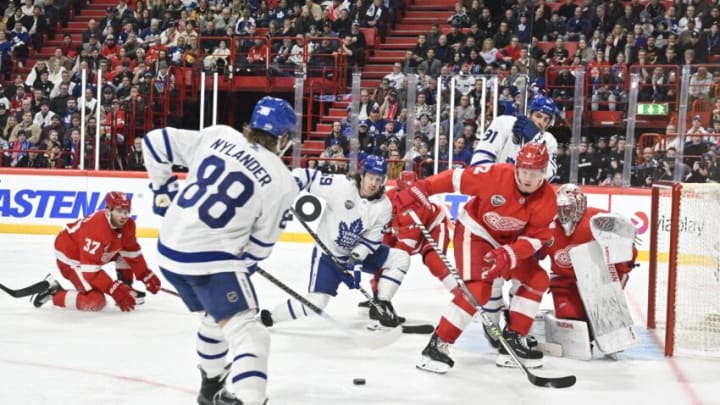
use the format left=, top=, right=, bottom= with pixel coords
left=637, top=103, right=669, bottom=115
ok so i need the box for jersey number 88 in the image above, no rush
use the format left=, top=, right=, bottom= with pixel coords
left=176, top=155, right=254, bottom=228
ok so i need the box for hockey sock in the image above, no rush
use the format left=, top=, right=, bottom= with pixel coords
left=482, top=278, right=505, bottom=325
left=197, top=313, right=229, bottom=378
left=269, top=292, right=330, bottom=324
left=436, top=287, right=477, bottom=344
left=422, top=250, right=458, bottom=292
left=376, top=267, right=407, bottom=301
left=222, top=310, right=269, bottom=404
left=508, top=285, right=544, bottom=336
left=53, top=290, right=107, bottom=311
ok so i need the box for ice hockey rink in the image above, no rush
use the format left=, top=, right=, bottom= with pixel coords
left=0, top=235, right=717, bottom=405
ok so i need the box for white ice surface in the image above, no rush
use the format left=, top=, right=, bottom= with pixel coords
left=0, top=236, right=716, bottom=405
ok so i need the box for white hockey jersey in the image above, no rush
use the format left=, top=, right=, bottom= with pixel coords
left=471, top=115, right=558, bottom=180
left=144, top=125, right=298, bottom=275
left=291, top=169, right=392, bottom=262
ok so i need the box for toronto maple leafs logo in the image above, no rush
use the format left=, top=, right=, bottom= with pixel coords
left=335, top=218, right=364, bottom=249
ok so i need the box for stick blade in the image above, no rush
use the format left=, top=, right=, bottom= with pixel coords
left=357, top=325, right=403, bottom=350
left=529, top=374, right=577, bottom=389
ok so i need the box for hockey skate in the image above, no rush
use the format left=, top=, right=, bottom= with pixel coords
left=32, top=275, right=62, bottom=308
left=368, top=299, right=405, bottom=327
left=259, top=309, right=273, bottom=327
left=416, top=333, right=454, bottom=374
left=197, top=367, right=244, bottom=405
left=496, top=327, right=544, bottom=369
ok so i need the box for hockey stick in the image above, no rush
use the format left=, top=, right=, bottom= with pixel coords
left=160, top=287, right=180, bottom=297
left=406, top=210, right=577, bottom=389
left=254, top=266, right=402, bottom=349
left=0, top=280, right=50, bottom=298
left=291, top=207, right=434, bottom=334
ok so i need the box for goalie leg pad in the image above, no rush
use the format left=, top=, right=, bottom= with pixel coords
left=197, top=313, right=230, bottom=378
left=544, top=312, right=592, bottom=361
left=222, top=309, right=269, bottom=405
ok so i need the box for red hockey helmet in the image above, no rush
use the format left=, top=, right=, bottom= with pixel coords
left=516, top=142, right=549, bottom=171
left=396, top=171, right=417, bottom=190
left=105, top=191, right=131, bottom=210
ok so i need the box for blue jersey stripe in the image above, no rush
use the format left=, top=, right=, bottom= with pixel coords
left=473, top=149, right=497, bottom=159
left=360, top=236, right=381, bottom=245
left=161, top=128, right=173, bottom=162
left=232, top=353, right=258, bottom=362
left=197, top=332, right=222, bottom=344
left=158, top=240, right=241, bottom=263
left=143, top=135, right=163, bottom=163
left=249, top=235, right=275, bottom=248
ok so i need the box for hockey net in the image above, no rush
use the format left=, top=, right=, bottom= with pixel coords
left=648, top=183, right=720, bottom=357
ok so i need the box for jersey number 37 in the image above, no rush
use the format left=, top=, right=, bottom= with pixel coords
left=176, top=155, right=254, bottom=228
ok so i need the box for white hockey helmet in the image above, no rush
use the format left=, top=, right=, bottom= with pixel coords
left=556, top=183, right=587, bottom=236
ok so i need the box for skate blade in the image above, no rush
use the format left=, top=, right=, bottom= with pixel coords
left=495, top=354, right=543, bottom=369
left=416, top=356, right=451, bottom=374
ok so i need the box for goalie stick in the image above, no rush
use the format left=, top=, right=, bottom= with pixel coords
left=291, top=207, right=435, bottom=335
left=406, top=210, right=577, bottom=389
left=0, top=280, right=50, bottom=298
left=254, top=266, right=402, bottom=349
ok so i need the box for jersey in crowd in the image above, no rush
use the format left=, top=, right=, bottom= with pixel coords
left=144, top=125, right=298, bottom=275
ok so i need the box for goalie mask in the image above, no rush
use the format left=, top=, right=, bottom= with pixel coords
left=556, top=184, right=587, bottom=236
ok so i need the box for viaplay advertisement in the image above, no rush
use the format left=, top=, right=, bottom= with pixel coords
left=0, top=169, right=699, bottom=260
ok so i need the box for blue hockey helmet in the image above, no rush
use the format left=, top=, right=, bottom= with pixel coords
left=361, top=155, right=387, bottom=177
left=528, top=96, right=558, bottom=118
left=250, top=96, right=297, bottom=138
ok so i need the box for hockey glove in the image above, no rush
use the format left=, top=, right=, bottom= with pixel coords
left=150, top=175, right=179, bottom=217
left=108, top=280, right=136, bottom=312
left=393, top=182, right=432, bottom=212
left=341, top=254, right=363, bottom=290
left=137, top=269, right=161, bottom=294
left=479, top=247, right=514, bottom=281
left=512, top=115, right=540, bottom=144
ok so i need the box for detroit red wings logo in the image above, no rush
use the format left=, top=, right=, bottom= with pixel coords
left=483, top=212, right=526, bottom=232
left=553, top=244, right=578, bottom=268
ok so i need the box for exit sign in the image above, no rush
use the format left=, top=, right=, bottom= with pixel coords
left=637, top=103, right=669, bottom=115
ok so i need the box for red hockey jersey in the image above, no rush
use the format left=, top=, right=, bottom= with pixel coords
left=54, top=210, right=148, bottom=274
left=420, top=164, right=557, bottom=267
left=545, top=207, right=637, bottom=278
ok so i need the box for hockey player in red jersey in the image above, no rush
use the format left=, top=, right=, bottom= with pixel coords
left=394, top=143, right=557, bottom=373
left=546, top=184, right=637, bottom=322
left=31, top=191, right=161, bottom=311
left=386, top=171, right=458, bottom=292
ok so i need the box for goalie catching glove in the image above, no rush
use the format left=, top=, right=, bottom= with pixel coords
left=150, top=175, right=179, bottom=216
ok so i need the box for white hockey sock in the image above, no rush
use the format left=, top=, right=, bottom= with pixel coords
left=482, top=278, right=505, bottom=324
left=269, top=292, right=330, bottom=323
left=441, top=274, right=458, bottom=293
left=376, top=267, right=407, bottom=301
left=197, top=313, right=229, bottom=378
left=222, top=310, right=270, bottom=404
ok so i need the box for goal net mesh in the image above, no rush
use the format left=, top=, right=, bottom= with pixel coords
left=653, top=183, right=720, bottom=357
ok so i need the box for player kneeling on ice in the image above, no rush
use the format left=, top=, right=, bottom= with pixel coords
left=394, top=143, right=556, bottom=373
left=260, top=155, right=411, bottom=329
left=144, top=97, right=299, bottom=405
left=540, top=184, right=639, bottom=359
left=359, top=170, right=457, bottom=312
left=32, top=191, right=161, bottom=312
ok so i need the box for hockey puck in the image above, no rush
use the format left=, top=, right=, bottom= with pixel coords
left=352, top=378, right=366, bottom=385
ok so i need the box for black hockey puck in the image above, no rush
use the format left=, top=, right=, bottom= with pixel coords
left=353, top=378, right=366, bottom=385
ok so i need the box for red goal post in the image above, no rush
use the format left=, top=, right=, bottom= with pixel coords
left=648, top=182, right=720, bottom=357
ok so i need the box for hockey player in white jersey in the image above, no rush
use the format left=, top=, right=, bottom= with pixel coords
left=144, top=96, right=299, bottom=405
left=260, top=155, right=411, bottom=328
left=472, top=95, right=559, bottom=180
left=470, top=95, right=559, bottom=353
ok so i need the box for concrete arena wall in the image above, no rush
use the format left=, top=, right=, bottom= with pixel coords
left=0, top=169, right=656, bottom=259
